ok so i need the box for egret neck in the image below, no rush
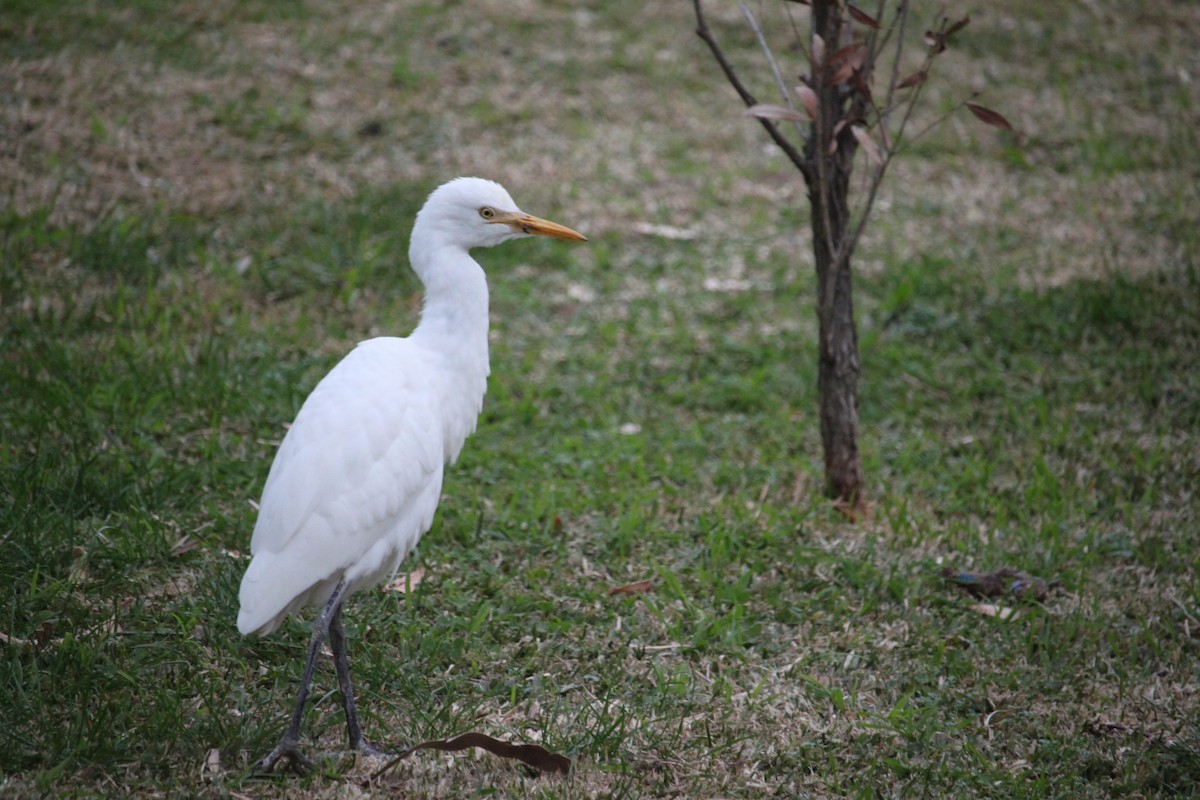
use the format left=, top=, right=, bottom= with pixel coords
left=407, top=236, right=492, bottom=463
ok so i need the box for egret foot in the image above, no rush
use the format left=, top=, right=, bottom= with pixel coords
left=258, top=736, right=315, bottom=775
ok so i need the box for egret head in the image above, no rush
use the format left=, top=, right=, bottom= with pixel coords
left=415, top=177, right=586, bottom=252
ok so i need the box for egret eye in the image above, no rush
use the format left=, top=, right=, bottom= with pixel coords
left=479, top=207, right=496, bottom=220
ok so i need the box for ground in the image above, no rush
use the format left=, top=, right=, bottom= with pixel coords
left=1, top=0, right=1198, bottom=797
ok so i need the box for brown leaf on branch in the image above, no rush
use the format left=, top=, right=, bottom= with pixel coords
left=877, top=119, right=892, bottom=151
left=370, top=732, right=571, bottom=779
left=945, top=15, right=971, bottom=39
left=924, top=15, right=970, bottom=55
left=966, top=102, right=1015, bottom=131
left=608, top=579, right=654, bottom=596
left=897, top=71, right=927, bottom=89
left=829, top=43, right=867, bottom=69
left=746, top=103, right=805, bottom=122
left=847, top=5, right=881, bottom=29
left=852, top=125, right=884, bottom=166
left=811, top=33, right=826, bottom=68
left=828, top=62, right=856, bottom=86
left=851, top=71, right=873, bottom=104
left=827, top=44, right=867, bottom=86
left=794, top=85, right=818, bottom=120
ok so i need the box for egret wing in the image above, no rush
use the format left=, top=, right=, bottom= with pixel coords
left=237, top=338, right=446, bottom=635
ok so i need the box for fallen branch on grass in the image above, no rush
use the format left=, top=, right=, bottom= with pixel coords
left=367, top=732, right=571, bottom=781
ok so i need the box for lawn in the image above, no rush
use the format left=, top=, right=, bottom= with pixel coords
left=1, top=1, right=1198, bottom=797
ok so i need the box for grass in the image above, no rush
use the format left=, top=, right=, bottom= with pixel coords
left=2, top=0, right=1198, bottom=797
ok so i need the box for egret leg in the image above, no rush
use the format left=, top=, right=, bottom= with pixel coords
left=258, top=580, right=348, bottom=774
left=328, top=605, right=388, bottom=757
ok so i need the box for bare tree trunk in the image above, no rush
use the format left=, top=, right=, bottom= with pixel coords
left=810, top=0, right=864, bottom=507
left=809, top=168, right=864, bottom=504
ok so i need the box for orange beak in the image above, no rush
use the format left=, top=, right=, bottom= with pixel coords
left=492, top=211, right=587, bottom=242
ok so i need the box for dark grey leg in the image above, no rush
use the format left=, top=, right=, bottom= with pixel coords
left=258, top=580, right=347, bottom=774
left=328, top=606, right=388, bottom=757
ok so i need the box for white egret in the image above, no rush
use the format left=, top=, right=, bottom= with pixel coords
left=237, top=177, right=586, bottom=773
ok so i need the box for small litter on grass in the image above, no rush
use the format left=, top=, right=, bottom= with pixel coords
left=366, top=732, right=570, bottom=782
left=631, top=222, right=696, bottom=240
left=970, top=603, right=1020, bottom=621
left=941, top=566, right=1058, bottom=602
left=200, top=748, right=220, bottom=782
left=170, top=534, right=199, bottom=557
left=383, top=567, right=426, bottom=594
left=0, top=631, right=32, bottom=650
left=608, top=579, right=653, bottom=597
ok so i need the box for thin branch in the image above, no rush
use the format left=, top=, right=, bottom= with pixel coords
left=842, top=6, right=942, bottom=263
left=884, top=9, right=951, bottom=156
left=841, top=151, right=890, bottom=265
left=890, top=95, right=972, bottom=157
left=871, top=0, right=904, bottom=62
left=884, top=0, right=910, bottom=101
left=739, top=1, right=809, bottom=143
left=693, top=0, right=813, bottom=182
left=740, top=1, right=790, bottom=104
left=783, top=1, right=807, bottom=58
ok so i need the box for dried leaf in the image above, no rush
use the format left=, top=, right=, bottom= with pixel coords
left=827, top=62, right=855, bottom=86
left=703, top=276, right=752, bottom=292
left=34, top=621, right=55, bottom=650
left=966, top=102, right=1015, bottom=131
left=811, top=33, right=826, bottom=67
left=851, top=71, right=873, bottom=104
left=852, top=125, right=883, bottom=166
left=746, top=103, right=805, bottom=122
left=829, top=43, right=867, bottom=69
left=201, top=749, right=221, bottom=782
left=847, top=4, right=881, bottom=29
left=877, top=119, right=892, bottom=151
left=170, top=534, right=199, bottom=557
left=970, top=603, right=1019, bottom=621
left=794, top=85, right=818, bottom=120
left=631, top=222, right=696, bottom=241
left=831, top=497, right=869, bottom=521
left=897, top=71, right=927, bottom=89
left=945, top=14, right=971, bottom=38
left=374, top=732, right=570, bottom=777
left=826, top=44, right=867, bottom=86
left=383, top=567, right=426, bottom=594
left=608, top=579, right=654, bottom=597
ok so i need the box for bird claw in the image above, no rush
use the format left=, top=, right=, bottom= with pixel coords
left=258, top=738, right=316, bottom=775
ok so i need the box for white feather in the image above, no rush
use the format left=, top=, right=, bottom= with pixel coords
left=237, top=340, right=455, bottom=635
left=236, top=177, right=585, bottom=637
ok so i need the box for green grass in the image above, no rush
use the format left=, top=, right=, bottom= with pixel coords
left=2, top=0, right=1198, bottom=797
